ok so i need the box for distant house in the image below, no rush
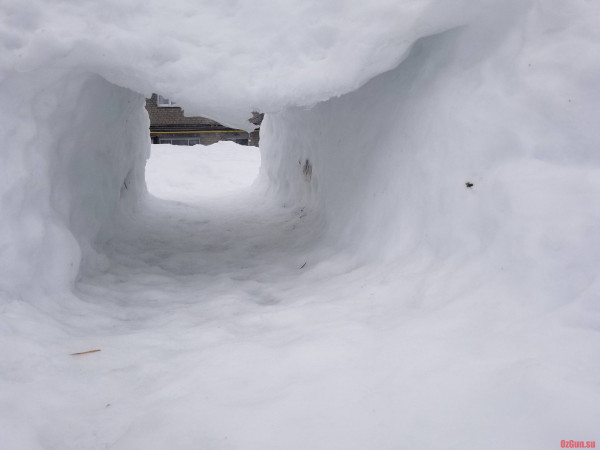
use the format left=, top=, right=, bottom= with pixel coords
left=145, top=94, right=263, bottom=147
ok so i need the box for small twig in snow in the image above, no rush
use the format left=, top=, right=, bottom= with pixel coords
left=70, top=349, right=101, bottom=356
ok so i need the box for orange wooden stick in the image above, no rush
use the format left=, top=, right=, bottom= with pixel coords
left=70, top=349, right=101, bottom=356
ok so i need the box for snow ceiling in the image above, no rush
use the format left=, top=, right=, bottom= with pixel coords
left=2, top=0, right=514, bottom=127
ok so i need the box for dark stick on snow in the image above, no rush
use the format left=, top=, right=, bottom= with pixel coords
left=70, top=349, right=101, bottom=356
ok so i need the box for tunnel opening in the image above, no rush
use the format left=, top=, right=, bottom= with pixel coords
left=143, top=95, right=263, bottom=203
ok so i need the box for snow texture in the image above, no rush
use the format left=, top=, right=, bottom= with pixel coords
left=1, top=0, right=600, bottom=448
left=146, top=143, right=261, bottom=202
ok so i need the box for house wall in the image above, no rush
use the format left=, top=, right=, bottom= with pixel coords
left=145, top=94, right=261, bottom=146
left=145, top=94, right=220, bottom=127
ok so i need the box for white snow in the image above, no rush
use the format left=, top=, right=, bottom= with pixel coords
left=0, top=0, right=493, bottom=128
left=146, top=142, right=261, bottom=202
left=1, top=0, right=600, bottom=448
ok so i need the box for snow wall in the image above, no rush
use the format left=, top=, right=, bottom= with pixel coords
left=1, top=0, right=600, bottom=307
left=0, top=71, right=149, bottom=296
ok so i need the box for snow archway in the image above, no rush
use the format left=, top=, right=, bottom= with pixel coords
left=3, top=1, right=598, bottom=302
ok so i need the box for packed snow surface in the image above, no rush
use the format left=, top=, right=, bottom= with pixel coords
left=2, top=142, right=598, bottom=448
left=1, top=0, right=600, bottom=448
left=146, top=142, right=261, bottom=202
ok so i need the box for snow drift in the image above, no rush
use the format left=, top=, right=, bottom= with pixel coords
left=1, top=0, right=600, bottom=447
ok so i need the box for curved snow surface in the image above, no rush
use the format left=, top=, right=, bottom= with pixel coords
left=2, top=0, right=600, bottom=448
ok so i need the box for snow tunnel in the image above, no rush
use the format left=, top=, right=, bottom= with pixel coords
left=1, top=0, right=469, bottom=294
left=1, top=0, right=600, bottom=447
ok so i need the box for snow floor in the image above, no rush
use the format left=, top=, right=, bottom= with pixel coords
left=2, top=142, right=598, bottom=449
